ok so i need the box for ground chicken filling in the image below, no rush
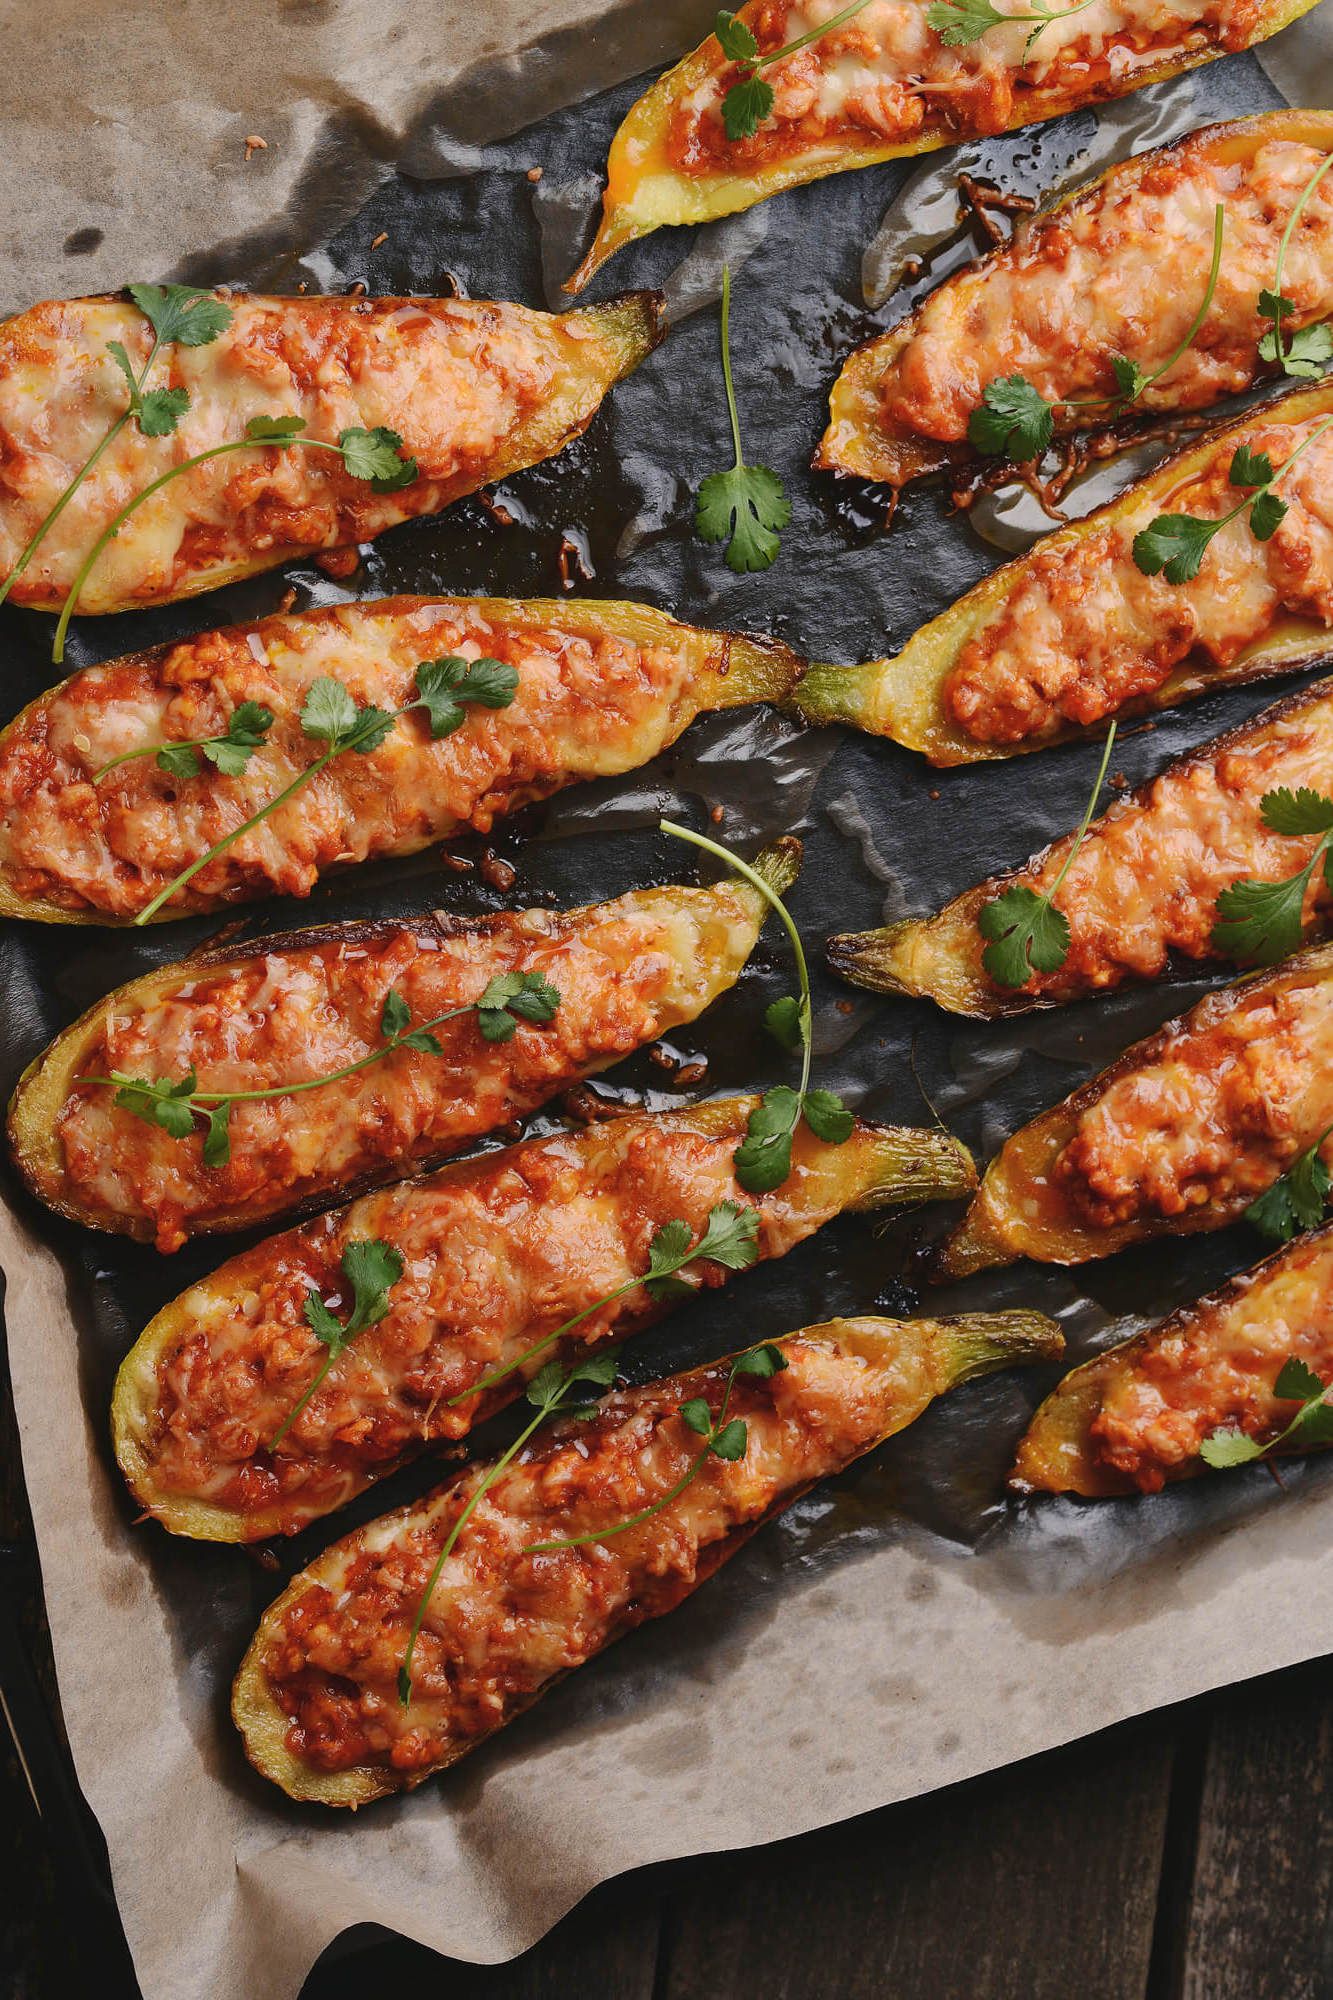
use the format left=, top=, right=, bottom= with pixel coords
left=997, top=686, right=1333, bottom=998
left=257, top=1336, right=904, bottom=1775
left=1086, top=1231, right=1333, bottom=1489
left=55, top=884, right=756, bottom=1249
left=134, top=1119, right=852, bottom=1529
left=668, top=0, right=1264, bottom=176
left=945, top=417, right=1333, bottom=745
left=877, top=137, right=1333, bottom=446
left=1051, top=974, right=1333, bottom=1230
left=0, top=601, right=695, bottom=917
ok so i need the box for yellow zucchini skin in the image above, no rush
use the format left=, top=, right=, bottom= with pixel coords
left=232, top=1307, right=1060, bottom=1805
left=8, top=845, right=803, bottom=1247
left=0, top=594, right=806, bottom=926
left=816, top=109, right=1333, bottom=488
left=1013, top=1223, right=1333, bottom=1495
left=566, top=0, right=1320, bottom=291
left=112, top=1099, right=978, bottom=1544
left=789, top=382, right=1333, bottom=765
left=935, top=942, right=1333, bottom=1279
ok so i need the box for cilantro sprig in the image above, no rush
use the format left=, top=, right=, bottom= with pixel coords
left=79, top=973, right=560, bottom=1167
left=715, top=3, right=874, bottom=140
left=92, top=700, right=276, bottom=783
left=968, top=206, right=1225, bottom=461
left=270, top=1239, right=405, bottom=1447
left=1133, top=418, right=1333, bottom=586
left=977, top=723, right=1117, bottom=988
left=1244, top=1124, right=1333, bottom=1246
left=1258, top=149, right=1333, bottom=379
left=120, top=652, right=516, bottom=923
left=50, top=412, right=418, bottom=664
left=447, top=1201, right=760, bottom=1409
left=1200, top=1356, right=1333, bottom=1469
left=1211, top=785, right=1333, bottom=966
left=927, top=0, right=1096, bottom=60
left=659, top=819, right=852, bottom=1191
left=0, top=284, right=234, bottom=620
left=524, top=1342, right=788, bottom=1553
left=695, top=266, right=790, bottom=575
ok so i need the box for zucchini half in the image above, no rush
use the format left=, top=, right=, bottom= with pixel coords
left=9, top=842, right=801, bottom=1247
left=0, top=594, right=805, bottom=925
left=816, top=109, right=1333, bottom=488
left=935, top=941, right=1333, bottom=1279
left=1013, top=1222, right=1333, bottom=1495
left=0, top=292, right=664, bottom=614
left=233, top=1307, right=1061, bottom=1804
left=113, top=1098, right=978, bottom=1544
left=790, top=381, right=1333, bottom=765
left=565, top=0, right=1320, bottom=292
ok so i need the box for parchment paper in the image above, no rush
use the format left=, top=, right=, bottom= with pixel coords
left=4, top=7, right=1333, bottom=2000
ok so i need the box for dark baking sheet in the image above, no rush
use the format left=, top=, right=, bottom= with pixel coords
left=2, top=39, right=1327, bottom=1808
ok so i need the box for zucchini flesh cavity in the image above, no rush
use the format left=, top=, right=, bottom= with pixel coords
left=113, top=1099, right=977, bottom=1543
left=1014, top=1224, right=1333, bottom=1495
left=11, top=848, right=803, bottom=1250
left=0, top=292, right=663, bottom=613
left=936, top=943, right=1333, bottom=1279
left=790, top=383, right=1333, bottom=765
left=566, top=0, right=1320, bottom=292
left=828, top=678, right=1333, bottom=1017
left=233, top=1308, right=1061, bottom=1804
left=817, top=110, right=1333, bottom=488
left=0, top=594, right=805, bottom=925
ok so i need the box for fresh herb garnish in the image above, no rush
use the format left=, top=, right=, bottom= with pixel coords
left=270, top=1239, right=405, bottom=1447
left=79, top=974, right=560, bottom=1166
left=397, top=1346, right=625, bottom=1704
left=1200, top=1356, right=1333, bottom=1469
left=523, top=1341, right=789, bottom=1554
left=659, top=818, right=852, bottom=1192
left=977, top=724, right=1117, bottom=988
left=50, top=413, right=418, bottom=664
left=122, top=652, right=515, bottom=924
left=1211, top=784, right=1333, bottom=964
left=968, top=206, right=1225, bottom=459
left=0, top=284, right=234, bottom=618
left=1132, top=418, right=1333, bottom=586
left=92, top=700, right=276, bottom=782
left=1244, top=1125, right=1333, bottom=1246
left=1258, top=150, right=1333, bottom=378
left=695, top=266, right=791, bottom=575
left=447, top=1201, right=760, bottom=1409
left=715, top=3, right=874, bottom=140
left=927, top=0, right=1097, bottom=60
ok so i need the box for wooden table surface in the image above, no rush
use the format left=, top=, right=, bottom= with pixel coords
left=5, top=1324, right=1326, bottom=2000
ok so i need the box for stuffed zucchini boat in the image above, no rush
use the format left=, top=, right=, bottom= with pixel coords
left=1014, top=1223, right=1333, bottom=1494
left=565, top=0, right=1318, bottom=292
left=114, top=1099, right=978, bottom=1542
left=936, top=942, right=1333, bottom=1279
left=11, top=843, right=802, bottom=1251
left=0, top=290, right=662, bottom=614
left=791, top=381, right=1333, bottom=763
left=817, top=109, right=1333, bottom=488
left=233, top=1307, right=1060, bottom=1803
left=0, top=594, right=804, bottom=924
left=829, top=678, right=1333, bottom=1016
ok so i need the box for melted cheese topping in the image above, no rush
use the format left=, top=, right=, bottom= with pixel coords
left=1000, top=685, right=1333, bottom=999
left=1086, top=1228, right=1333, bottom=1489
left=56, top=882, right=764, bottom=1250
left=0, top=600, right=704, bottom=917
left=945, top=415, right=1333, bottom=745
left=0, top=295, right=615, bottom=609
left=131, top=1115, right=870, bottom=1532
left=668, top=0, right=1264, bottom=173
left=256, top=1330, right=931, bottom=1775
left=878, top=135, right=1333, bottom=446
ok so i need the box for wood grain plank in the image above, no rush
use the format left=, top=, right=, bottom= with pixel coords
left=658, top=1715, right=1179, bottom=2000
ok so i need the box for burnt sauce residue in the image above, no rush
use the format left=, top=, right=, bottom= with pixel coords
left=0, top=42, right=1311, bottom=1705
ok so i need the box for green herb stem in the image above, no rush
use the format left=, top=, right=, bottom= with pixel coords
left=1269, top=150, right=1333, bottom=369
left=719, top=267, right=744, bottom=474
left=750, top=0, right=874, bottom=70
left=1045, top=723, right=1118, bottom=904
left=448, top=1279, right=640, bottom=1408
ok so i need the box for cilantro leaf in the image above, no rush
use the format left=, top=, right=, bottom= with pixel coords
left=690, top=1201, right=761, bottom=1272
left=802, top=1088, right=854, bottom=1144
left=202, top=1105, right=232, bottom=1168
left=978, top=883, right=1071, bottom=988
left=680, top=1397, right=714, bottom=1437
left=338, top=424, right=419, bottom=492
left=1250, top=489, right=1288, bottom=541
left=106, top=341, right=139, bottom=399
left=475, top=970, right=563, bottom=1043
left=1212, top=865, right=1315, bottom=965
left=646, top=1219, right=694, bottom=1278
left=156, top=741, right=202, bottom=781
left=927, top=0, right=1007, bottom=41
left=1201, top=1354, right=1333, bottom=1470
left=299, top=676, right=396, bottom=755
left=303, top=1238, right=404, bottom=1356
left=967, top=375, right=1054, bottom=461
left=1275, top=1356, right=1328, bottom=1402
left=245, top=413, right=306, bottom=440
left=1199, top=1425, right=1265, bottom=1469
left=763, top=994, right=805, bottom=1053
left=137, top=386, right=190, bottom=438
left=695, top=463, right=790, bottom=574
left=734, top=1084, right=801, bottom=1194
left=381, top=990, right=412, bottom=1039
left=199, top=700, right=274, bottom=775
left=126, top=283, right=234, bottom=349
left=710, top=1417, right=749, bottom=1461
left=1260, top=786, right=1333, bottom=836
left=1258, top=287, right=1293, bottom=323
left=1229, top=443, right=1274, bottom=488
left=1131, top=512, right=1218, bottom=585
left=1245, top=1133, right=1332, bottom=1243
left=1110, top=355, right=1147, bottom=400
left=412, top=654, right=519, bottom=739
left=1282, top=321, right=1333, bottom=377
left=721, top=74, right=775, bottom=141
left=733, top=1343, right=788, bottom=1378
left=714, top=8, right=759, bottom=59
